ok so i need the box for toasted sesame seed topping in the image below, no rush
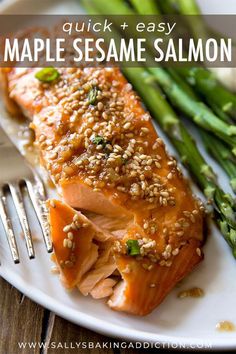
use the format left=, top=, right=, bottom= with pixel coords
left=67, top=239, right=73, bottom=248
left=63, top=225, right=71, bottom=233
left=67, top=232, right=74, bottom=240
left=63, top=238, right=68, bottom=248
left=172, top=248, right=179, bottom=256
left=65, top=260, right=74, bottom=268
left=73, top=214, right=79, bottom=221
left=196, top=248, right=202, bottom=257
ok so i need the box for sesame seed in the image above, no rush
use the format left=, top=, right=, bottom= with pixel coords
left=166, top=260, right=172, bottom=267
left=143, top=222, right=149, bottom=230
left=67, top=239, right=73, bottom=248
left=97, top=102, right=104, bottom=111
left=172, top=248, right=179, bottom=256
left=67, top=232, right=74, bottom=240
left=190, top=215, right=196, bottom=223
left=39, top=135, right=46, bottom=143
left=63, top=239, right=68, bottom=248
left=63, top=225, right=71, bottom=233
left=65, top=260, right=74, bottom=268
left=196, top=248, right=202, bottom=257
left=123, top=122, right=131, bottom=130
left=73, top=214, right=79, bottom=221
left=141, top=127, right=149, bottom=134
left=142, top=263, right=149, bottom=270
left=160, top=191, right=169, bottom=197
left=71, top=222, right=78, bottom=230
left=88, top=117, right=94, bottom=123
left=85, top=178, right=93, bottom=186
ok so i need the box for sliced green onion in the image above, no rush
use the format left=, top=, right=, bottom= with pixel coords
left=92, top=135, right=105, bottom=146
left=88, top=86, right=98, bottom=105
left=35, top=67, right=60, bottom=83
left=126, top=239, right=140, bottom=256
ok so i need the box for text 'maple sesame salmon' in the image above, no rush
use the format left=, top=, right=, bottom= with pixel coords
left=1, top=66, right=205, bottom=315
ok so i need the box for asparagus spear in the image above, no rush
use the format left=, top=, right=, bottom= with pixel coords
left=201, top=130, right=236, bottom=193
left=129, top=0, right=160, bottom=15
left=167, top=67, right=232, bottom=124
left=177, top=0, right=201, bottom=15
left=175, top=67, right=236, bottom=119
left=158, top=0, right=179, bottom=14
left=171, top=0, right=236, bottom=119
left=204, top=98, right=232, bottom=123
left=126, top=0, right=236, bottom=123
left=86, top=0, right=133, bottom=15
left=148, top=67, right=236, bottom=152
left=178, top=0, right=209, bottom=41
left=167, top=69, right=236, bottom=187
left=123, top=67, right=236, bottom=256
left=82, top=0, right=236, bottom=255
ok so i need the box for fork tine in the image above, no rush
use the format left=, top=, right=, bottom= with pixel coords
left=9, top=183, right=35, bottom=259
left=0, top=187, right=20, bottom=263
left=25, top=180, right=53, bottom=253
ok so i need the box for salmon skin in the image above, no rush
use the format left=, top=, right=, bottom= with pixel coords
left=1, top=66, right=205, bottom=315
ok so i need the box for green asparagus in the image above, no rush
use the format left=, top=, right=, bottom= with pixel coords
left=149, top=67, right=236, bottom=152
left=175, top=67, right=236, bottom=119
left=201, top=130, right=236, bottom=193
left=167, top=68, right=236, bottom=189
left=129, top=0, right=160, bottom=15
left=127, top=0, right=236, bottom=122
left=177, top=0, right=201, bottom=15
left=170, top=0, right=236, bottom=120
left=158, top=0, right=179, bottom=14
left=86, top=0, right=133, bottom=15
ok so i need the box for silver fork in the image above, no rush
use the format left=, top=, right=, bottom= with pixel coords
left=0, top=128, right=52, bottom=263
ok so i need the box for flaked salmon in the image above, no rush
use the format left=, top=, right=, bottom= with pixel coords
left=1, top=66, right=205, bottom=315
left=48, top=199, right=114, bottom=292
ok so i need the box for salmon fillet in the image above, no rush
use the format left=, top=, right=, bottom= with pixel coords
left=1, top=66, right=205, bottom=315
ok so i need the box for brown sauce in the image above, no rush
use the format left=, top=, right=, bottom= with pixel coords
left=216, top=321, right=235, bottom=332
left=177, top=287, right=204, bottom=298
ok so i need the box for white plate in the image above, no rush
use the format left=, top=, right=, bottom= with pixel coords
left=0, top=0, right=236, bottom=350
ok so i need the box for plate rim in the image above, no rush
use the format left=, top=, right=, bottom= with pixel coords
left=1, top=269, right=236, bottom=351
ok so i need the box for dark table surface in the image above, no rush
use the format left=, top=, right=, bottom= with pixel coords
left=1, top=276, right=236, bottom=354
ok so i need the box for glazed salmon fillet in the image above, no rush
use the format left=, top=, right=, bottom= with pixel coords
left=1, top=66, right=205, bottom=315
